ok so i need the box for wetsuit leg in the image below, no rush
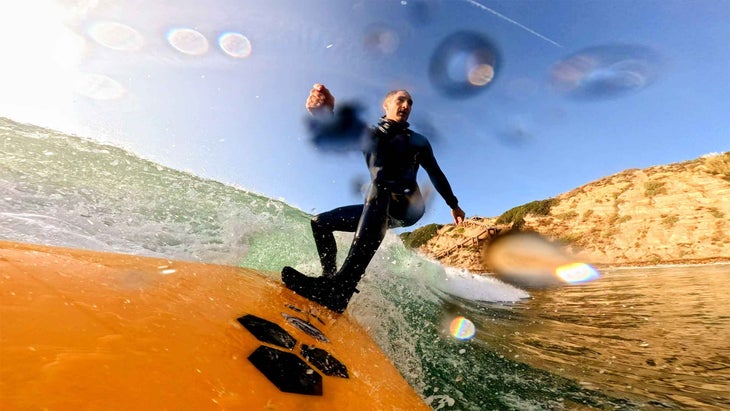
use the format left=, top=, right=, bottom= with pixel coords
left=282, top=188, right=424, bottom=313
left=311, top=205, right=363, bottom=276
left=282, top=201, right=378, bottom=314
left=334, top=185, right=391, bottom=286
left=335, top=186, right=426, bottom=282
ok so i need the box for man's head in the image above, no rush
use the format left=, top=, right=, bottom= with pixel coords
left=382, top=90, right=412, bottom=123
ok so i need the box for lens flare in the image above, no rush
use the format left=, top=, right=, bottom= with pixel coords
left=555, top=262, right=600, bottom=284
left=449, top=316, right=476, bottom=341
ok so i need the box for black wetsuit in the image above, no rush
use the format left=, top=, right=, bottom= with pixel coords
left=311, top=118, right=459, bottom=284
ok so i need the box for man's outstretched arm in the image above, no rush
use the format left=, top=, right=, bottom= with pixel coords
left=419, top=139, right=465, bottom=225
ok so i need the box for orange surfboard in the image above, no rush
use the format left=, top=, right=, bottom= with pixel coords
left=0, top=241, right=429, bottom=410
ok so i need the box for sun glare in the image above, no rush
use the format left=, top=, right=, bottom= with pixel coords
left=0, top=0, right=86, bottom=133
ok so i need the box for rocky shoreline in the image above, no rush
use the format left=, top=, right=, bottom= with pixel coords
left=593, top=258, right=730, bottom=270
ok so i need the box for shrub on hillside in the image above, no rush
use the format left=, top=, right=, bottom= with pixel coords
left=703, top=152, right=730, bottom=181
left=495, top=198, right=557, bottom=229
left=644, top=180, right=667, bottom=197
left=400, top=223, right=443, bottom=249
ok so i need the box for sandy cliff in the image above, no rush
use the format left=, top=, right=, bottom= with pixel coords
left=416, top=153, right=730, bottom=271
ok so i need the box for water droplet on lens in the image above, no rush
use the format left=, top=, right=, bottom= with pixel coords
left=88, top=21, right=144, bottom=52
left=167, top=28, right=209, bottom=56
left=550, top=44, right=662, bottom=100
left=363, top=25, right=400, bottom=55
left=482, top=231, right=600, bottom=288
left=406, top=0, right=433, bottom=25
left=218, top=32, right=252, bottom=58
left=307, top=103, right=368, bottom=153
left=429, top=31, right=500, bottom=98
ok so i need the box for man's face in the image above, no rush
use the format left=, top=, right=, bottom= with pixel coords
left=383, top=91, right=412, bottom=123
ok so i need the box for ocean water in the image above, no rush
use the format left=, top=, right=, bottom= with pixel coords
left=2, top=117, right=728, bottom=410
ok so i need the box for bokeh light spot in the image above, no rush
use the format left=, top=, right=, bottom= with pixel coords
left=429, top=31, right=499, bottom=98
left=167, top=28, right=209, bottom=56
left=449, top=316, right=476, bottom=341
left=218, top=32, right=252, bottom=58
left=468, top=63, right=495, bottom=86
left=87, top=21, right=144, bottom=52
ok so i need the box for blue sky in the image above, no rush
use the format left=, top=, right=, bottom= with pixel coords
left=1, top=0, right=729, bottom=227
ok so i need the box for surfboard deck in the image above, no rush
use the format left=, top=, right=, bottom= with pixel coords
left=0, top=240, right=429, bottom=410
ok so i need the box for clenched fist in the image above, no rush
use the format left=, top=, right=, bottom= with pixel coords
left=306, top=83, right=335, bottom=115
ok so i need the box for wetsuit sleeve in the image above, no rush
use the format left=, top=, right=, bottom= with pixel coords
left=419, top=139, right=459, bottom=209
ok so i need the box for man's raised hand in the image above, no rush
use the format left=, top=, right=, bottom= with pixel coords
left=306, top=83, right=335, bottom=115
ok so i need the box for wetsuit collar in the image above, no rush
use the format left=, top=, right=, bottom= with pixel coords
left=377, top=117, right=410, bottom=135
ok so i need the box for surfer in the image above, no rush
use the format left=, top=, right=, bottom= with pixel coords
left=283, top=84, right=465, bottom=313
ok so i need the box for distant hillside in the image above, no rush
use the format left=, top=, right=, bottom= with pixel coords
left=410, top=152, right=730, bottom=271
